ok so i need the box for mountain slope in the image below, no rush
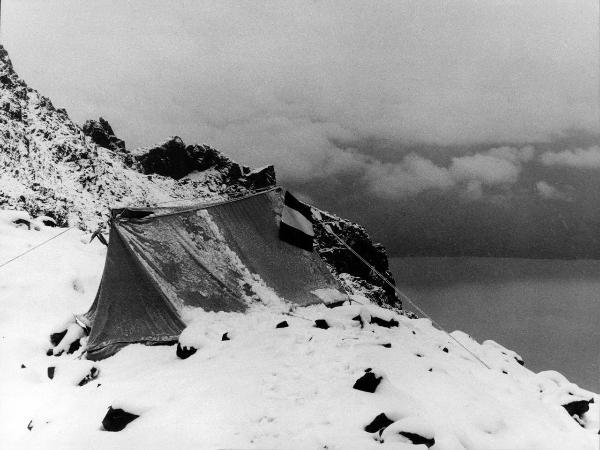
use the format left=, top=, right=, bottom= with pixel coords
left=0, top=218, right=597, bottom=449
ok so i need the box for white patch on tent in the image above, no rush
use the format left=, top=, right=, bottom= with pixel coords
left=310, top=287, right=347, bottom=305
left=199, top=208, right=288, bottom=308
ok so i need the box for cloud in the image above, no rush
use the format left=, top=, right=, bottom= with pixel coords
left=2, top=0, right=597, bottom=186
left=362, top=154, right=454, bottom=198
left=359, top=146, right=533, bottom=199
left=540, top=146, right=600, bottom=169
left=535, top=181, right=572, bottom=201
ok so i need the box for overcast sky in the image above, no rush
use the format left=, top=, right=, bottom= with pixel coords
left=4, top=0, right=600, bottom=256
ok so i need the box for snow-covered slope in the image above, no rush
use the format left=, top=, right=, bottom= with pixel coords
left=0, top=215, right=597, bottom=449
left=0, top=45, right=273, bottom=230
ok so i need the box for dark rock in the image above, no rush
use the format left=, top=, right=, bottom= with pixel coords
left=276, top=321, right=289, bottom=329
left=353, top=370, right=382, bottom=393
left=352, top=315, right=364, bottom=328
left=370, top=316, right=399, bottom=328
left=313, top=210, right=399, bottom=308
left=398, top=431, right=435, bottom=448
left=245, top=165, right=276, bottom=190
left=442, top=347, right=449, bottom=353
left=101, top=406, right=139, bottom=432
left=135, top=137, right=190, bottom=179
left=221, top=332, right=230, bottom=341
left=325, top=300, right=346, bottom=309
left=78, top=367, right=99, bottom=386
left=67, top=338, right=81, bottom=354
left=47, top=366, right=55, bottom=379
left=364, top=413, right=394, bottom=433
left=20, top=363, right=26, bottom=368
left=314, top=319, right=330, bottom=330
left=502, top=370, right=508, bottom=375
left=381, top=343, right=392, bottom=348
left=27, top=420, right=33, bottom=431
left=562, top=399, right=592, bottom=418
left=514, top=356, right=525, bottom=366
left=176, top=343, right=197, bottom=360
left=82, top=117, right=126, bottom=154
left=13, top=218, right=31, bottom=229
left=46, top=349, right=53, bottom=356
left=134, top=138, right=277, bottom=191
left=49, top=329, right=67, bottom=347
left=41, top=218, right=56, bottom=227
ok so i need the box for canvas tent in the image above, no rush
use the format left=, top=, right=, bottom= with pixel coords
left=82, top=188, right=344, bottom=360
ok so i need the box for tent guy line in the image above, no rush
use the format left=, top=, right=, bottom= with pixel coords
left=0, top=226, right=75, bottom=271
left=324, top=224, right=492, bottom=370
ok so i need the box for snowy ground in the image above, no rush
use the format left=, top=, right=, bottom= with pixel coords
left=0, top=212, right=598, bottom=450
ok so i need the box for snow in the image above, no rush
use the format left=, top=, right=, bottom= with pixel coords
left=0, top=216, right=598, bottom=449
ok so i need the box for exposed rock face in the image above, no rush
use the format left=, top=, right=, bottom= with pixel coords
left=313, top=208, right=398, bottom=306
left=82, top=117, right=126, bottom=155
left=133, top=136, right=276, bottom=190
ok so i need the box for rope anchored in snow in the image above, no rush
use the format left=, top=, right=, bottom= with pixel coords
left=322, top=223, right=492, bottom=370
left=0, top=226, right=75, bottom=271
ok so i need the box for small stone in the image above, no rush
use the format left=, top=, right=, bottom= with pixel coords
left=398, top=431, right=435, bottom=448
left=364, top=413, right=394, bottom=433
left=101, top=406, right=139, bottom=432
left=381, top=343, right=392, bottom=348
left=370, top=316, right=399, bottom=328
left=221, top=332, right=230, bottom=341
left=49, top=329, right=67, bottom=347
left=562, top=399, right=592, bottom=418
left=442, top=347, right=449, bottom=353
left=275, top=321, right=289, bottom=329
left=78, top=367, right=99, bottom=386
left=20, top=364, right=26, bottom=368
left=314, top=319, right=329, bottom=330
left=47, top=366, right=55, bottom=380
left=353, top=370, right=382, bottom=393
left=27, top=420, right=33, bottom=431
left=176, top=343, right=197, bottom=360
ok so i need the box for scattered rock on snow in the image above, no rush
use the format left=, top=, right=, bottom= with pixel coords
left=49, top=329, right=67, bottom=347
left=314, top=319, right=330, bottom=330
left=364, top=413, right=394, bottom=434
left=176, top=343, right=197, bottom=360
left=101, top=406, right=139, bottom=432
left=78, top=367, right=99, bottom=386
left=370, top=316, right=399, bottom=328
left=353, top=370, right=383, bottom=393
left=562, top=399, right=593, bottom=419
left=397, top=431, right=435, bottom=448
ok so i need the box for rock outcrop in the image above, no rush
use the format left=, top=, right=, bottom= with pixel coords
left=82, top=117, right=126, bottom=155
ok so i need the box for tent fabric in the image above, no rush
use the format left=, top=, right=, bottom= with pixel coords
left=84, top=188, right=343, bottom=360
left=85, top=227, right=186, bottom=361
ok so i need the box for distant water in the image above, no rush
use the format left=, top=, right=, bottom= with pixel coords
left=389, top=257, right=600, bottom=393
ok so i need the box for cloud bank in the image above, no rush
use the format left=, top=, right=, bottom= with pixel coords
left=3, top=0, right=598, bottom=198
